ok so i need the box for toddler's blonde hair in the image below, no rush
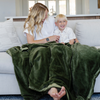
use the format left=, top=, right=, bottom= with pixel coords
left=55, top=14, right=67, bottom=22
left=24, top=3, right=48, bottom=35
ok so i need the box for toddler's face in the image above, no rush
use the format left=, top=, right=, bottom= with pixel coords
left=55, top=18, right=67, bottom=31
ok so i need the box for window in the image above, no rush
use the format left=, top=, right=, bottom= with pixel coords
left=28, top=1, right=35, bottom=12
left=28, top=0, right=76, bottom=15
left=48, top=0, right=56, bottom=15
left=38, top=1, right=45, bottom=5
left=59, top=0, right=66, bottom=15
left=69, top=0, right=76, bottom=15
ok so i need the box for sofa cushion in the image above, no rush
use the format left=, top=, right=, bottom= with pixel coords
left=75, top=20, right=100, bottom=46
left=0, top=52, right=14, bottom=74
left=95, top=46, right=100, bottom=49
left=0, top=19, right=22, bottom=51
left=13, top=22, right=27, bottom=44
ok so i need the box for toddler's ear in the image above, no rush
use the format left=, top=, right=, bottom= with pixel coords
left=55, top=22, right=57, bottom=26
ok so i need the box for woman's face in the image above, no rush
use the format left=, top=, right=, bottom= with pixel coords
left=42, top=9, right=48, bottom=22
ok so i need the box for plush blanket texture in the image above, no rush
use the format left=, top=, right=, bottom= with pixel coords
left=7, top=42, right=100, bottom=100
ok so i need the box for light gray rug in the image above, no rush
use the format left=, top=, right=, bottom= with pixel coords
left=0, top=94, right=100, bottom=100
left=90, top=93, right=100, bottom=100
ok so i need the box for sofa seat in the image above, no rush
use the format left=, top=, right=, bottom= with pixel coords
left=1, top=45, right=99, bottom=74
left=95, top=46, right=100, bottom=49
left=0, top=52, right=14, bottom=74
left=1, top=46, right=99, bottom=74
left=0, top=52, right=20, bottom=94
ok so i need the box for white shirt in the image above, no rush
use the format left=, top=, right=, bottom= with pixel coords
left=23, top=16, right=56, bottom=40
left=53, top=27, right=76, bottom=43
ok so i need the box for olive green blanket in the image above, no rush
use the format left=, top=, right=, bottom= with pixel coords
left=6, top=42, right=100, bottom=100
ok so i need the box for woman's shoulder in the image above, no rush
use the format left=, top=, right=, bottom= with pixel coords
left=44, top=16, right=55, bottom=27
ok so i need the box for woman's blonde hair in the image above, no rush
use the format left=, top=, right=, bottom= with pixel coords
left=24, top=3, right=48, bottom=35
left=55, top=14, right=67, bottom=22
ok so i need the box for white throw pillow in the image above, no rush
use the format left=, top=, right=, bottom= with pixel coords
left=0, top=18, right=22, bottom=51
left=75, top=20, right=100, bottom=46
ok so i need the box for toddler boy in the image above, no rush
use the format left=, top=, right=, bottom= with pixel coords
left=54, top=14, right=76, bottom=44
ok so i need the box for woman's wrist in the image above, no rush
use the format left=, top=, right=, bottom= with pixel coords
left=46, top=38, right=49, bottom=42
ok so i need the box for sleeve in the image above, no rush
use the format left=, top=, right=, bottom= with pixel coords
left=68, top=28, right=76, bottom=40
left=23, top=23, right=33, bottom=37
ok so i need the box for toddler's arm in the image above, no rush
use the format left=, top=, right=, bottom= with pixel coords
left=69, top=39, right=74, bottom=45
left=74, top=38, right=79, bottom=43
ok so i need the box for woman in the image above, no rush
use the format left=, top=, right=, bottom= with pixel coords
left=24, top=3, right=67, bottom=100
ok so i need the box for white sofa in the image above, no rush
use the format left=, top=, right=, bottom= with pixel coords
left=0, top=18, right=100, bottom=95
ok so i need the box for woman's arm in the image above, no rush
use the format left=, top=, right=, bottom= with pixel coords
left=26, top=33, right=60, bottom=44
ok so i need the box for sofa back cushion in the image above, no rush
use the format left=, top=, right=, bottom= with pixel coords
left=0, top=19, right=22, bottom=51
left=75, top=20, right=100, bottom=46
left=67, top=20, right=78, bottom=32
left=13, top=22, right=27, bottom=44
left=13, top=19, right=100, bottom=47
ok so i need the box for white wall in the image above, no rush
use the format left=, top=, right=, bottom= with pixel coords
left=16, top=0, right=22, bottom=16
left=16, top=0, right=28, bottom=16
left=76, top=0, right=89, bottom=15
left=82, top=0, right=89, bottom=14
left=76, top=0, right=82, bottom=14
left=89, top=0, right=100, bottom=14
left=22, top=0, right=28, bottom=16
left=84, top=0, right=89, bottom=14
left=0, top=0, right=16, bottom=22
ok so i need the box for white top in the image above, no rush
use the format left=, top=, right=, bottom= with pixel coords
left=23, top=16, right=56, bottom=40
left=53, top=27, right=76, bottom=43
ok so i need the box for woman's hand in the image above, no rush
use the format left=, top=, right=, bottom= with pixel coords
left=49, top=35, right=60, bottom=43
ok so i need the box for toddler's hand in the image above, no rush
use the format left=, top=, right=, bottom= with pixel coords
left=61, top=42, right=65, bottom=45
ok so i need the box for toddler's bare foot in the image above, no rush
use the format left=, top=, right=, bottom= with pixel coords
left=48, top=86, right=66, bottom=100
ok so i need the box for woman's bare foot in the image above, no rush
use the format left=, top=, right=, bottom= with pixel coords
left=48, top=86, right=66, bottom=100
